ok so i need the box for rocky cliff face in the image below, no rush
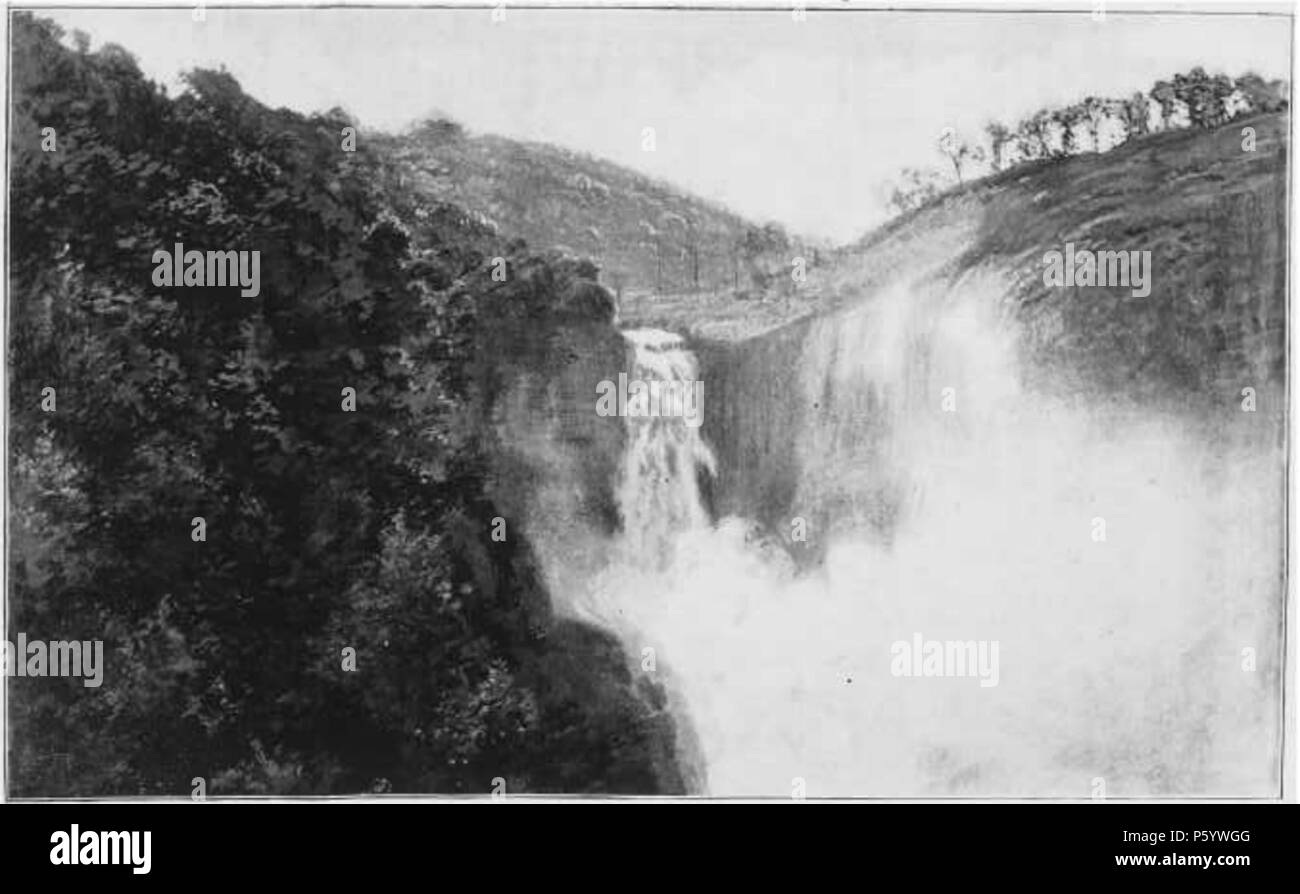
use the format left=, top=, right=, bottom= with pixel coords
left=697, top=319, right=812, bottom=543
left=471, top=271, right=690, bottom=793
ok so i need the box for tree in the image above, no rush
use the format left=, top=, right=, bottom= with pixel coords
left=1081, top=96, right=1114, bottom=151
left=1150, top=80, right=1178, bottom=130
left=1056, top=105, right=1085, bottom=155
left=1172, top=67, right=1233, bottom=129
left=1233, top=73, right=1288, bottom=115
left=937, top=129, right=985, bottom=184
left=1267, top=79, right=1290, bottom=110
left=887, top=167, right=944, bottom=214
left=737, top=223, right=790, bottom=294
left=1017, top=111, right=1052, bottom=160
left=1121, top=91, right=1150, bottom=139
left=984, top=121, right=1012, bottom=172
left=413, top=115, right=465, bottom=143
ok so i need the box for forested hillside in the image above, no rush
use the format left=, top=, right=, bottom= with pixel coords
left=6, top=12, right=683, bottom=796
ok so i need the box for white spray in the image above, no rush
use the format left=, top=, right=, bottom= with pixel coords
left=557, top=283, right=1281, bottom=798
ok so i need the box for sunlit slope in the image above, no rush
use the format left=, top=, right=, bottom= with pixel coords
left=830, top=111, right=1288, bottom=411
left=704, top=111, right=1288, bottom=539
left=375, top=121, right=759, bottom=295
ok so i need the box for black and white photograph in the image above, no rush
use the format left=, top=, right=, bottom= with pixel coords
left=2, top=0, right=1292, bottom=822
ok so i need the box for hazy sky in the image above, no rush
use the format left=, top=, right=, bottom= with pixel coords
left=43, top=6, right=1291, bottom=243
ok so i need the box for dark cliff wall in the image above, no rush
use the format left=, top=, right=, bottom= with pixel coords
left=697, top=317, right=813, bottom=534
left=469, top=270, right=690, bottom=793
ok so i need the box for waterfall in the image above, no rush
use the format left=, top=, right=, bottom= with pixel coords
left=614, top=329, right=717, bottom=567
left=561, top=282, right=1280, bottom=798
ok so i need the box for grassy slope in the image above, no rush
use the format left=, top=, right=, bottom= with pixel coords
left=721, top=112, right=1287, bottom=415
left=376, top=123, right=767, bottom=295
left=380, top=111, right=1286, bottom=411
left=967, top=111, right=1287, bottom=409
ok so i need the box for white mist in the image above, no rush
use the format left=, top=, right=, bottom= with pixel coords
left=552, top=286, right=1281, bottom=798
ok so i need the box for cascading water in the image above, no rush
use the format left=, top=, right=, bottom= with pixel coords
left=558, top=279, right=1280, bottom=798
left=614, top=329, right=717, bottom=566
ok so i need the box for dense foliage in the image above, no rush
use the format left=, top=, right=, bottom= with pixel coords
left=7, top=12, right=682, bottom=796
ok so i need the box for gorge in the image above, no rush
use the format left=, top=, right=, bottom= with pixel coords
left=488, top=112, right=1286, bottom=796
